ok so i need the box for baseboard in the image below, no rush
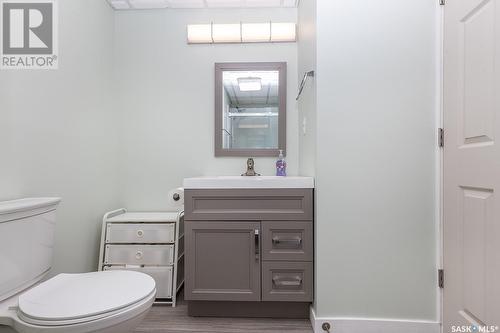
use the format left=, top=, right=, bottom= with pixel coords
left=310, top=306, right=440, bottom=333
left=187, top=301, right=309, bottom=318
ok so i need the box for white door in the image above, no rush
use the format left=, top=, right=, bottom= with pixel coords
left=444, top=0, right=500, bottom=331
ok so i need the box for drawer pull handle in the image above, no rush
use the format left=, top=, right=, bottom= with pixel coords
left=272, top=237, right=302, bottom=246
left=272, top=276, right=302, bottom=287
left=135, top=251, right=143, bottom=260
left=255, top=229, right=260, bottom=261
left=136, top=230, right=144, bottom=238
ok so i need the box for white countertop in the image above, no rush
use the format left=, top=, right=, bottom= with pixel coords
left=183, top=176, right=315, bottom=189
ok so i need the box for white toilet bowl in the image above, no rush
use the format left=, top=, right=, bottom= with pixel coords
left=0, top=198, right=156, bottom=333
left=0, top=264, right=156, bottom=333
left=0, top=271, right=156, bottom=333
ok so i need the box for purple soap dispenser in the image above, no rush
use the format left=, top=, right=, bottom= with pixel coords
left=276, top=150, right=287, bottom=176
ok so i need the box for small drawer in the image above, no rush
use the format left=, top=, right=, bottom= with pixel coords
left=104, top=244, right=174, bottom=266
left=104, top=265, right=173, bottom=298
left=262, top=262, right=313, bottom=302
left=106, top=223, right=175, bottom=244
left=262, top=221, right=313, bottom=261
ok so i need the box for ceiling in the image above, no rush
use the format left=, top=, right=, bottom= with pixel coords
left=107, top=0, right=298, bottom=10
left=223, top=71, right=279, bottom=108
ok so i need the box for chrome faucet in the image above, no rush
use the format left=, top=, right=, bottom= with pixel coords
left=242, top=158, right=260, bottom=176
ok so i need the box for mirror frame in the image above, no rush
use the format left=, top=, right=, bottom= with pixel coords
left=214, top=62, right=287, bottom=157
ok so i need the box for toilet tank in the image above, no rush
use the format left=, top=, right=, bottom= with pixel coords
left=0, top=198, right=61, bottom=302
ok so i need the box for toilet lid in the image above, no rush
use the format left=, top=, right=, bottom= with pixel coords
left=18, top=271, right=155, bottom=324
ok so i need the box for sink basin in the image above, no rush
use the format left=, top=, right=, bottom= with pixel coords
left=183, top=176, right=315, bottom=189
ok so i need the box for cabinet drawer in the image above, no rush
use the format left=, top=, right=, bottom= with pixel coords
left=106, top=223, right=175, bottom=244
left=104, top=245, right=174, bottom=266
left=262, top=262, right=313, bottom=302
left=184, top=189, right=313, bottom=221
left=262, top=221, right=313, bottom=261
left=104, top=265, right=173, bottom=298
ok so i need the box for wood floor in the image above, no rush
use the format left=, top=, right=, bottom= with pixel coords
left=134, top=292, right=313, bottom=333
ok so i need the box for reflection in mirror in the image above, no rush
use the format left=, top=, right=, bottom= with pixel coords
left=215, top=63, right=286, bottom=157
left=222, top=70, right=279, bottom=150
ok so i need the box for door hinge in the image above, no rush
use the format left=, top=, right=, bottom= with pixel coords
left=438, top=128, right=445, bottom=148
left=439, top=0, right=445, bottom=5
left=438, top=269, right=444, bottom=289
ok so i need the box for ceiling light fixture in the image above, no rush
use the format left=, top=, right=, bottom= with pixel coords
left=187, top=22, right=296, bottom=44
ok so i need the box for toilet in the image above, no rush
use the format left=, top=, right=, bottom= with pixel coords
left=0, top=198, right=156, bottom=333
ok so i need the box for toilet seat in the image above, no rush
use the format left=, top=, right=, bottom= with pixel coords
left=17, top=270, right=155, bottom=327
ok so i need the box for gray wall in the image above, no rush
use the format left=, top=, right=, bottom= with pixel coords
left=312, top=0, right=439, bottom=320
left=0, top=0, right=118, bottom=274
left=113, top=8, right=298, bottom=210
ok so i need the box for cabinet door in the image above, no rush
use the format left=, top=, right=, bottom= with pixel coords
left=185, top=221, right=261, bottom=301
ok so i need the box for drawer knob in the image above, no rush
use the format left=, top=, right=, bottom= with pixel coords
left=136, top=230, right=144, bottom=238
left=135, top=251, right=143, bottom=260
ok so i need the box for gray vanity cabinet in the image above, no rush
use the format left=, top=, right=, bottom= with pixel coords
left=184, top=188, right=314, bottom=318
left=185, top=221, right=261, bottom=301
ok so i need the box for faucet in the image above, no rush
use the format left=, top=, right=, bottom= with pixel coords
left=241, top=158, right=260, bottom=176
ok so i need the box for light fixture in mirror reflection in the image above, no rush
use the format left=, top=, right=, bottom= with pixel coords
left=222, top=70, right=279, bottom=150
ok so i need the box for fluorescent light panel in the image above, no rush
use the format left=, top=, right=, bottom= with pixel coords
left=169, top=0, right=204, bottom=7
left=271, top=22, right=296, bottom=42
left=242, top=23, right=270, bottom=42
left=244, top=0, right=281, bottom=7
left=110, top=0, right=130, bottom=9
left=205, top=0, right=244, bottom=8
left=128, top=0, right=168, bottom=8
left=282, top=0, right=297, bottom=7
left=108, top=0, right=297, bottom=10
left=187, top=24, right=212, bottom=43
left=212, top=23, right=241, bottom=43
left=187, top=22, right=296, bottom=44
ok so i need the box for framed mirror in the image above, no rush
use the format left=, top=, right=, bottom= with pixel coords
left=214, top=62, right=286, bottom=157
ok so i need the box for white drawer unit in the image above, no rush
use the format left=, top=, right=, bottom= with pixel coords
left=98, top=209, right=184, bottom=307
left=104, top=244, right=174, bottom=266
left=106, top=223, right=175, bottom=244
left=104, top=266, right=173, bottom=298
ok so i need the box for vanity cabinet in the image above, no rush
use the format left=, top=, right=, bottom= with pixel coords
left=184, top=187, right=314, bottom=318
